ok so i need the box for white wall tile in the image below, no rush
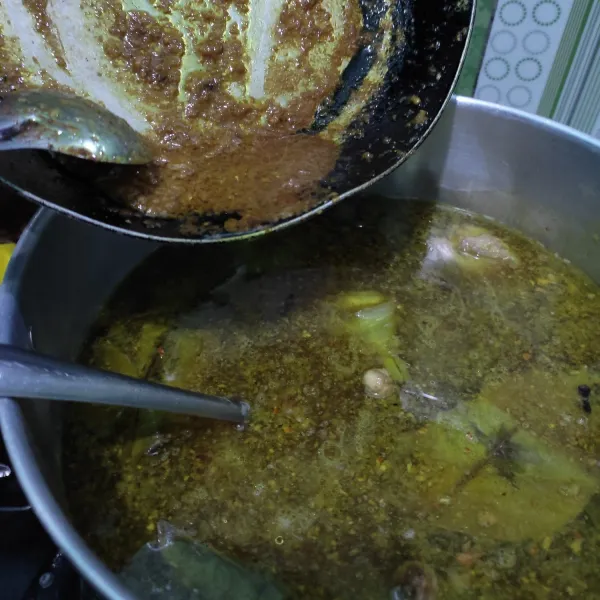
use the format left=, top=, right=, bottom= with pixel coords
left=475, top=0, right=574, bottom=113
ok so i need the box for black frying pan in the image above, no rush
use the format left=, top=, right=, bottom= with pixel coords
left=0, top=0, right=474, bottom=243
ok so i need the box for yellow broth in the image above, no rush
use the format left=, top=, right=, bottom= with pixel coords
left=65, top=199, right=600, bottom=599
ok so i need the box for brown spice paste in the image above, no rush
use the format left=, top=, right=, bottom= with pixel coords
left=105, top=10, right=184, bottom=99
left=21, top=0, right=67, bottom=69
left=105, top=0, right=360, bottom=230
left=107, top=132, right=341, bottom=230
left=1, top=0, right=362, bottom=231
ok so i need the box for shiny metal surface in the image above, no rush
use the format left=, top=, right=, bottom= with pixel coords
left=373, top=97, right=600, bottom=282
left=0, top=96, right=599, bottom=600
left=0, top=90, right=153, bottom=164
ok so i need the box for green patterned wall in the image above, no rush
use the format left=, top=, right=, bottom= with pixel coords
left=455, top=0, right=498, bottom=96
left=471, top=0, right=600, bottom=139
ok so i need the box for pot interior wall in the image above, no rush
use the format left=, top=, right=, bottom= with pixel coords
left=2, top=96, right=600, bottom=599
left=0, top=216, right=159, bottom=505
left=374, top=99, right=600, bottom=283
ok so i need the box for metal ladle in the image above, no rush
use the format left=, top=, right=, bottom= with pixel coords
left=0, top=89, right=153, bottom=165
left=0, top=344, right=249, bottom=424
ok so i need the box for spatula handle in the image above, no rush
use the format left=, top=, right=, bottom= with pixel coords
left=0, top=344, right=249, bottom=423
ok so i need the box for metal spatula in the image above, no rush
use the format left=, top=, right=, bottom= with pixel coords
left=0, top=90, right=153, bottom=165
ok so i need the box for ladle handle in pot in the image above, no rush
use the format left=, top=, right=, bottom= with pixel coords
left=0, top=344, right=249, bottom=424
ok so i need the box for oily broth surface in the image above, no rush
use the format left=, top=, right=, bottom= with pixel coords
left=65, top=200, right=600, bottom=599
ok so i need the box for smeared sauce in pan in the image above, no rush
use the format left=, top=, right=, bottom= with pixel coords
left=0, top=0, right=372, bottom=229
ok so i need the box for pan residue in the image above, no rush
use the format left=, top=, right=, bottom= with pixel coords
left=0, top=0, right=402, bottom=229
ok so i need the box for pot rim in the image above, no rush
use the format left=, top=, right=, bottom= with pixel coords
left=0, top=213, right=139, bottom=597
left=2, top=95, right=600, bottom=600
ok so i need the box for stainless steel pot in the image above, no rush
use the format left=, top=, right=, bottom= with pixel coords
left=1, top=96, right=599, bottom=600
